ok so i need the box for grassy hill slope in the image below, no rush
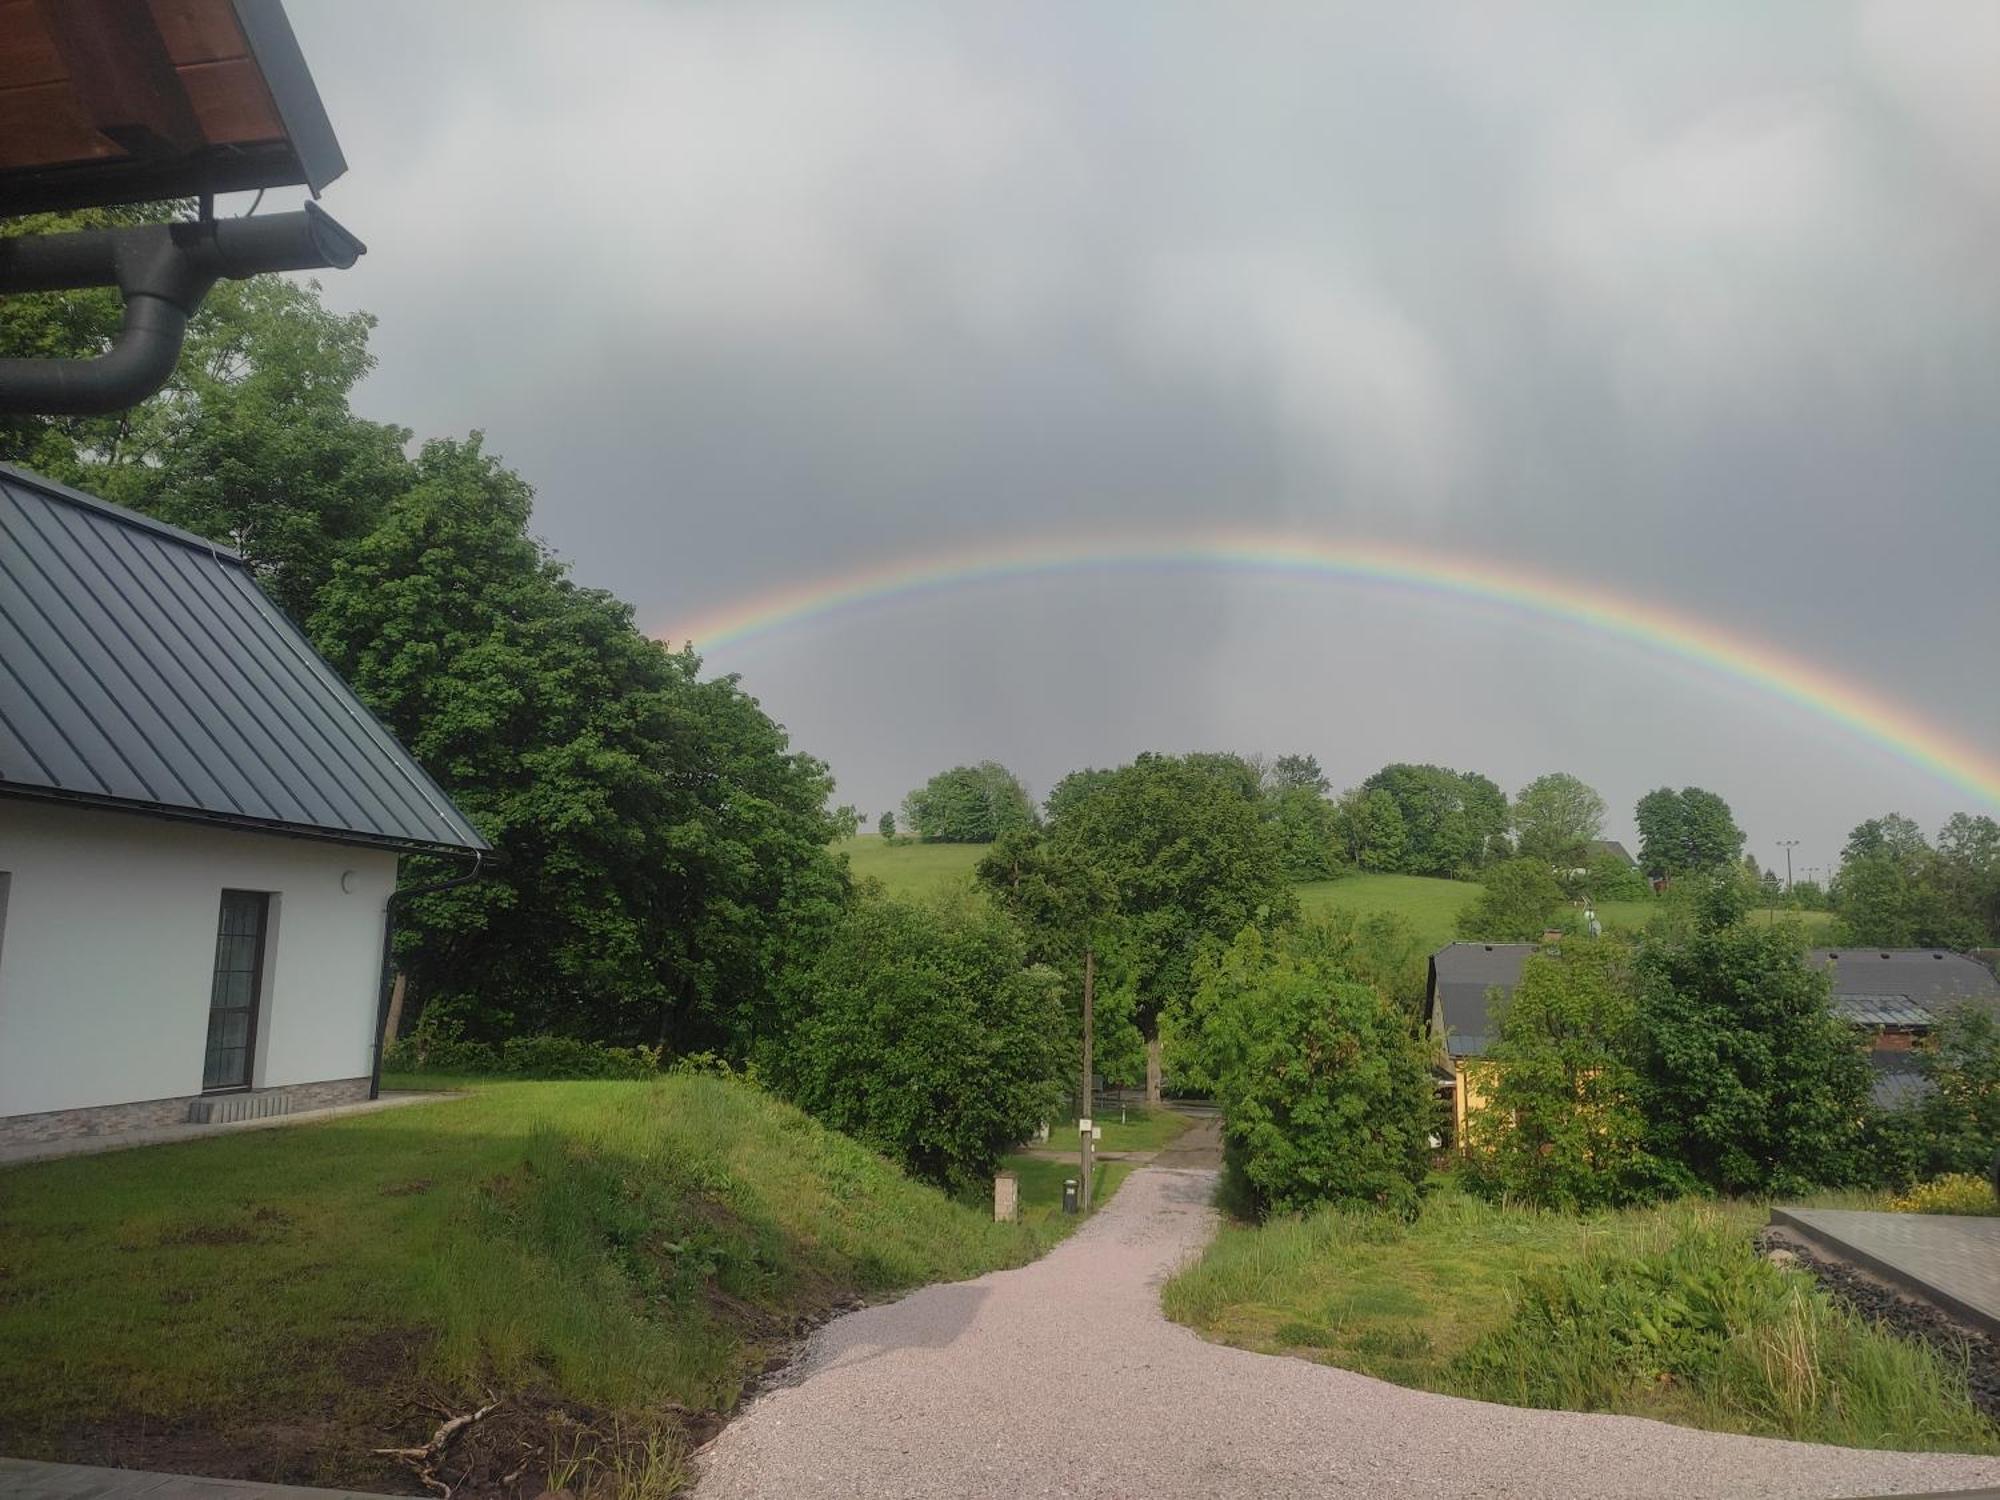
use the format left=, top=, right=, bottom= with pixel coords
left=0, top=1077, right=1060, bottom=1493
left=847, top=840, right=1833, bottom=951
left=839, top=834, right=986, bottom=897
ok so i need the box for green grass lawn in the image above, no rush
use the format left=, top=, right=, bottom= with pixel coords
left=1295, top=872, right=1480, bottom=949
left=985, top=1154, right=1136, bottom=1226
left=837, top=835, right=987, bottom=897
left=0, top=1076, right=1065, bottom=1492
left=1165, top=1186, right=1998, bottom=1455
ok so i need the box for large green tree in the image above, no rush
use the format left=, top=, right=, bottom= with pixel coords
left=1634, top=785, right=1744, bottom=881
left=1029, top=752, right=1297, bottom=1101
left=1634, top=912, right=1872, bottom=1195
left=901, top=761, right=1037, bottom=842
left=1511, top=772, right=1607, bottom=868
left=1180, top=926, right=1435, bottom=1215
left=772, top=893, right=1068, bottom=1192
left=311, top=436, right=852, bottom=1053
left=1259, top=753, right=1343, bottom=880
left=1834, top=812, right=1999, bottom=949
left=1460, top=942, right=1661, bottom=1210
left=1358, top=763, right=1509, bottom=878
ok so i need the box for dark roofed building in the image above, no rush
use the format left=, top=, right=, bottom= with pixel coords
left=1587, top=840, right=1637, bottom=867
left=1423, top=938, right=2000, bottom=1134
left=0, top=464, right=486, bottom=1146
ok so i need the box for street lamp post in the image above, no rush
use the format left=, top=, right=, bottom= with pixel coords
left=1777, top=839, right=1799, bottom=892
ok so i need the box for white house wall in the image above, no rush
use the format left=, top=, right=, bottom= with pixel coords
left=0, top=799, right=397, bottom=1119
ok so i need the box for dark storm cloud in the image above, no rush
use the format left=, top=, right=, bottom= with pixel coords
left=282, top=1, right=2000, bottom=863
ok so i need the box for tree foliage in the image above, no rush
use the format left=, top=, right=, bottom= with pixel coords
left=1633, top=914, right=1872, bottom=1196
left=311, top=437, right=854, bottom=1052
left=1460, top=943, right=1664, bottom=1210
left=1331, top=787, right=1408, bottom=873
left=1634, top=786, right=1745, bottom=881
left=1908, top=1006, right=2000, bottom=1180
left=1358, top=763, right=1509, bottom=878
left=901, top=761, right=1037, bottom=842
left=1512, top=773, right=1607, bottom=869
left=1455, top=858, right=1565, bottom=942
left=1181, top=927, right=1436, bottom=1215
left=770, top=894, right=1068, bottom=1191
left=1037, top=752, right=1297, bottom=1044
left=1833, top=811, right=2000, bottom=949
left=1258, top=753, right=1344, bottom=880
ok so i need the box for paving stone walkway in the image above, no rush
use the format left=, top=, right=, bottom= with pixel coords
left=1773, top=1208, right=2000, bottom=1336
left=0, top=1458, right=374, bottom=1499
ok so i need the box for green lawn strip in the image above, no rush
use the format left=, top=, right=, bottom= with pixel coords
left=1165, top=1187, right=1998, bottom=1455
left=0, top=1076, right=1059, bottom=1488
left=978, top=1154, right=1134, bottom=1227
left=1039, top=1106, right=1192, bottom=1155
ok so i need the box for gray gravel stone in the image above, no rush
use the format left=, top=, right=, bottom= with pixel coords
left=694, top=1165, right=2000, bottom=1499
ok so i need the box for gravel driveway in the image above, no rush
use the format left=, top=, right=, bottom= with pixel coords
left=694, top=1162, right=2000, bottom=1499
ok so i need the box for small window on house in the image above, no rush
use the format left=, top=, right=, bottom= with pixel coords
left=203, top=890, right=270, bottom=1092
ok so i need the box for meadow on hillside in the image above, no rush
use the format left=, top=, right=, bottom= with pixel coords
left=843, top=837, right=1830, bottom=951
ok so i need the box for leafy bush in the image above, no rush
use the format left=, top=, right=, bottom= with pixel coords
left=1458, top=941, right=1676, bottom=1210
left=1889, top=1175, right=1998, bottom=1216
left=1454, top=1209, right=1997, bottom=1451
left=1911, top=1006, right=2000, bottom=1179
left=1634, top=915, right=1873, bottom=1195
left=1184, top=927, right=1437, bottom=1215
left=385, top=1015, right=661, bottom=1079
left=770, top=893, right=1068, bottom=1193
left=1454, top=858, right=1564, bottom=942
left=498, top=1035, right=660, bottom=1079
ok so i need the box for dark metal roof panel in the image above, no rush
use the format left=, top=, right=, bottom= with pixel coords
left=1429, top=942, right=1537, bottom=1054
left=1831, top=994, right=1936, bottom=1028
left=1809, top=950, right=2000, bottom=1020
left=0, top=464, right=487, bottom=854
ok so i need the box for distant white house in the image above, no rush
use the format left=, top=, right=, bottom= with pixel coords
left=0, top=464, right=487, bottom=1147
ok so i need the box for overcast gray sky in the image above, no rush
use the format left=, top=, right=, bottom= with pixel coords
left=282, top=1, right=2000, bottom=874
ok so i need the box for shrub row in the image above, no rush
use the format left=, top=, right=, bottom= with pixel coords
left=383, top=1018, right=664, bottom=1080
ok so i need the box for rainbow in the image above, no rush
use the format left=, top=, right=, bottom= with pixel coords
left=660, top=529, right=2000, bottom=809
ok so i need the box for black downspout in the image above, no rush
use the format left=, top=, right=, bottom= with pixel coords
left=0, top=203, right=366, bottom=415
left=369, top=851, right=484, bottom=1100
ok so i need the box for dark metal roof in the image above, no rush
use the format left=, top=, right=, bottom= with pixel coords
left=0, top=463, right=486, bottom=855
left=1587, top=840, right=1637, bottom=867
left=1809, top=949, right=2000, bottom=1022
left=1426, top=942, right=1540, bottom=1055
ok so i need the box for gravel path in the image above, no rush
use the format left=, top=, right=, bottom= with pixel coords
left=694, top=1161, right=2000, bottom=1499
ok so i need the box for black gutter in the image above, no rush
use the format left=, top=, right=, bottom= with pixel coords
left=369, top=852, right=485, bottom=1100
left=0, top=203, right=365, bottom=415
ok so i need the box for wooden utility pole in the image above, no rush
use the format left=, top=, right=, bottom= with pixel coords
left=1080, top=945, right=1096, bottom=1213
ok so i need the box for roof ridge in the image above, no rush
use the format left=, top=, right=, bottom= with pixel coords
left=0, top=462, right=246, bottom=562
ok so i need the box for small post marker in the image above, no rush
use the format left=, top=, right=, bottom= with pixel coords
left=993, top=1169, right=1019, bottom=1224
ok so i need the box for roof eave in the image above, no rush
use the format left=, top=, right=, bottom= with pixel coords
left=0, top=782, right=492, bottom=860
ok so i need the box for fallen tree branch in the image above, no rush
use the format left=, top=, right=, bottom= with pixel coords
left=374, top=1398, right=502, bottom=1497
